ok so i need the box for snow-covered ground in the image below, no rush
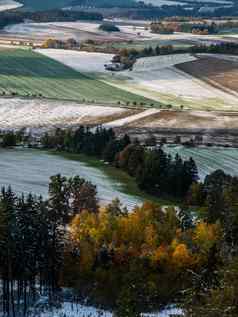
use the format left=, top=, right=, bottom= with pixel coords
left=121, top=65, right=238, bottom=103
left=4, top=23, right=76, bottom=40
left=223, top=34, right=238, bottom=39
left=4, top=21, right=150, bottom=41
left=37, top=50, right=196, bottom=75
left=0, top=148, right=142, bottom=209
left=136, top=0, right=185, bottom=5
left=108, top=55, right=238, bottom=109
left=131, top=54, right=197, bottom=71
left=4, top=20, right=234, bottom=45
left=0, top=98, right=127, bottom=129
left=104, top=108, right=160, bottom=127
left=38, top=49, right=114, bottom=74
left=29, top=302, right=184, bottom=317
left=38, top=50, right=238, bottom=110
left=0, top=0, right=22, bottom=11
left=165, top=145, right=238, bottom=180
left=137, top=0, right=231, bottom=4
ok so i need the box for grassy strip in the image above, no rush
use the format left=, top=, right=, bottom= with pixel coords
left=49, top=150, right=178, bottom=206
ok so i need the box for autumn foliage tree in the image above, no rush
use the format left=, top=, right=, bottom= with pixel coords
left=64, top=201, right=220, bottom=310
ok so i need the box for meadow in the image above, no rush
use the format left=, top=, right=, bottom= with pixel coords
left=0, top=48, right=155, bottom=105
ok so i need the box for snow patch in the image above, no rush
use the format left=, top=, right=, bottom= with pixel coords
left=29, top=302, right=184, bottom=317
left=0, top=0, right=22, bottom=11
left=0, top=98, right=126, bottom=129
left=105, top=108, right=160, bottom=127
left=37, top=49, right=114, bottom=74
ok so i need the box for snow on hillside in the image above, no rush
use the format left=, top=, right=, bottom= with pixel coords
left=29, top=302, right=184, bottom=317
left=37, top=50, right=196, bottom=76
left=37, top=50, right=238, bottom=109
left=0, top=98, right=127, bottom=129
left=131, top=54, right=197, bottom=72
left=105, top=108, right=160, bottom=127
left=38, top=49, right=114, bottom=74
left=164, top=145, right=238, bottom=181
left=136, top=0, right=231, bottom=5
left=0, top=0, right=22, bottom=11
left=135, top=0, right=184, bottom=5
left=110, top=55, right=238, bottom=108
left=125, top=66, right=228, bottom=100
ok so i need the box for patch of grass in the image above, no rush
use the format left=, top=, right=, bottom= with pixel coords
left=0, top=48, right=156, bottom=105
left=49, top=150, right=178, bottom=206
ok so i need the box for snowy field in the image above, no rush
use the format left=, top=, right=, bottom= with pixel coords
left=38, top=49, right=114, bottom=74
left=0, top=0, right=22, bottom=11
left=37, top=51, right=196, bottom=75
left=137, top=0, right=231, bottom=4
left=185, top=0, right=232, bottom=3
left=3, top=20, right=232, bottom=45
left=0, top=148, right=142, bottom=209
left=38, top=50, right=238, bottom=110
left=119, top=65, right=238, bottom=107
left=3, top=23, right=79, bottom=40
left=131, top=54, right=197, bottom=71
left=164, top=145, right=238, bottom=180
left=29, top=302, right=184, bottom=317
left=0, top=98, right=128, bottom=129
left=136, top=0, right=185, bottom=5
left=107, top=55, right=238, bottom=109
left=4, top=21, right=149, bottom=41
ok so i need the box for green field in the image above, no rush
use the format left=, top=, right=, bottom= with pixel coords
left=0, top=48, right=156, bottom=105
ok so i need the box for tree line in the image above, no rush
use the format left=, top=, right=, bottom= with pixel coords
left=112, top=42, right=238, bottom=68
left=150, top=21, right=218, bottom=35
left=41, top=127, right=198, bottom=199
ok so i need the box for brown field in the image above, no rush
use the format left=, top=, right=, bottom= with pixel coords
left=116, top=110, right=238, bottom=147
left=176, top=56, right=238, bottom=96
left=125, top=110, right=238, bottom=130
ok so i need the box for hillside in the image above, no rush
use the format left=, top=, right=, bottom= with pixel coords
left=0, top=48, right=156, bottom=105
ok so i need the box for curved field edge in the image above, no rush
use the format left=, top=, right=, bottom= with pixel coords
left=38, top=49, right=238, bottom=110
left=0, top=48, right=159, bottom=106
left=49, top=150, right=178, bottom=206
